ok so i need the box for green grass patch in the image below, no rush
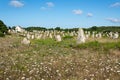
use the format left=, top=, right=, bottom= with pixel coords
left=31, top=38, right=56, bottom=45
left=31, top=38, right=76, bottom=48
left=72, top=41, right=120, bottom=51
left=63, top=36, right=74, bottom=40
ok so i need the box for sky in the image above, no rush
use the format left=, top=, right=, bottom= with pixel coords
left=0, top=0, right=120, bottom=28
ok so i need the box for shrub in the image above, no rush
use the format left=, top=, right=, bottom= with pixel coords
left=0, top=20, right=8, bottom=35
left=0, top=31, right=5, bottom=37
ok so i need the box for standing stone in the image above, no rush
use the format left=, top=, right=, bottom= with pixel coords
left=36, top=34, right=42, bottom=39
left=109, top=32, right=113, bottom=38
left=77, top=28, right=86, bottom=44
left=31, top=35, right=35, bottom=39
left=92, top=32, right=95, bottom=38
left=55, top=35, right=62, bottom=42
left=95, top=34, right=99, bottom=38
left=113, top=32, right=119, bottom=39
left=26, top=33, right=31, bottom=39
left=85, top=34, right=89, bottom=39
left=98, top=32, right=102, bottom=38
left=49, top=33, right=53, bottom=39
left=21, top=38, right=30, bottom=45
left=70, top=32, right=74, bottom=36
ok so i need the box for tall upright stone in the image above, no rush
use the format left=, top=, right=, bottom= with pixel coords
left=77, top=28, right=86, bottom=44
left=49, top=33, right=53, bottom=39
left=109, top=32, right=113, bottom=38
left=92, top=32, right=95, bottom=38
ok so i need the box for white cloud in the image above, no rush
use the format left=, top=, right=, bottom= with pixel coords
left=40, top=7, right=46, bottom=10
left=46, top=2, right=54, bottom=7
left=87, top=13, right=93, bottom=17
left=72, top=9, right=83, bottom=15
left=106, top=18, right=120, bottom=23
left=110, top=2, right=120, bottom=7
left=10, top=0, right=24, bottom=8
left=41, top=2, right=54, bottom=10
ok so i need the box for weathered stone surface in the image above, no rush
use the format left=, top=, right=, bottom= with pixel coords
left=55, top=35, right=62, bottom=42
left=77, top=28, right=86, bottom=44
left=113, top=32, right=119, bottom=39
left=21, top=38, right=30, bottom=45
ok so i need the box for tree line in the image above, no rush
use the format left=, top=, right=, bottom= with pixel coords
left=1, top=19, right=120, bottom=37
left=25, top=26, right=120, bottom=33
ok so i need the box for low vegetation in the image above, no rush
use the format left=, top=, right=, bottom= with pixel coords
left=0, top=34, right=120, bottom=80
left=73, top=41, right=120, bottom=51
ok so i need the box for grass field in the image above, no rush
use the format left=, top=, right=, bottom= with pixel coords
left=0, top=34, right=120, bottom=80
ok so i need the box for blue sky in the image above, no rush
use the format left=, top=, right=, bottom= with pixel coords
left=0, top=0, right=120, bottom=28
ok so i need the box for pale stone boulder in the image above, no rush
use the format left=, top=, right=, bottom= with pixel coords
left=70, top=32, right=74, bottom=36
left=92, top=32, right=95, bottom=38
left=55, top=35, right=62, bottom=42
left=113, top=32, right=119, bottom=39
left=85, top=34, right=89, bottom=39
left=49, top=33, right=53, bottom=39
left=26, top=34, right=31, bottom=39
left=21, top=38, right=31, bottom=45
left=31, top=35, right=35, bottom=39
left=77, top=28, right=86, bottom=44
left=36, top=34, right=42, bottom=39
left=109, top=32, right=113, bottom=38
left=95, top=34, right=99, bottom=38
left=98, top=32, right=102, bottom=38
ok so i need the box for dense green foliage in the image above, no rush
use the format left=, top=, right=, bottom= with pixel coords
left=0, top=20, right=8, bottom=37
left=25, top=26, right=120, bottom=33
left=0, top=31, right=5, bottom=37
left=86, top=26, right=120, bottom=33
left=25, top=26, right=79, bottom=32
left=25, top=27, right=47, bottom=32
left=0, top=20, right=8, bottom=33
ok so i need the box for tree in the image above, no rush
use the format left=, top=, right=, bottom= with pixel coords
left=55, top=27, right=61, bottom=31
left=91, top=26, right=98, bottom=31
left=0, top=20, right=8, bottom=33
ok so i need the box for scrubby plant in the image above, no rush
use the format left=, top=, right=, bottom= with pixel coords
left=0, top=31, right=5, bottom=37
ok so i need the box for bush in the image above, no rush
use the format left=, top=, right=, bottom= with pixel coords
left=0, top=31, right=5, bottom=37
left=0, top=20, right=8, bottom=34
